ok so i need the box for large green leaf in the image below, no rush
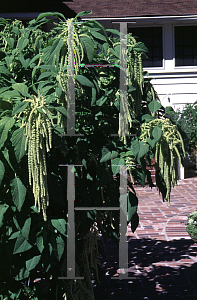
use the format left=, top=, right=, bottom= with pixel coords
left=21, top=217, right=31, bottom=240
left=12, top=83, right=29, bottom=96
left=74, top=10, right=92, bottom=19
left=56, top=235, right=65, bottom=261
left=131, top=140, right=140, bottom=157
left=133, top=42, right=148, bottom=53
left=51, top=219, right=67, bottom=236
left=0, top=204, right=9, bottom=227
left=127, top=191, right=138, bottom=224
left=111, top=157, right=125, bottom=175
left=11, top=126, right=27, bottom=162
left=146, top=137, right=156, bottom=148
left=10, top=177, right=26, bottom=212
left=13, top=216, right=21, bottom=231
left=38, top=71, right=54, bottom=81
left=19, top=55, right=31, bottom=69
left=15, top=267, right=30, bottom=281
left=8, top=231, right=20, bottom=240
left=36, top=235, right=44, bottom=253
left=96, top=95, right=108, bottom=106
left=12, top=26, right=20, bottom=35
left=49, top=103, right=67, bottom=117
left=13, top=233, right=33, bottom=254
left=35, top=12, right=66, bottom=22
left=0, top=160, right=5, bottom=186
left=109, top=48, right=119, bottom=59
left=5, top=37, right=14, bottom=48
left=80, top=35, right=95, bottom=63
left=152, top=126, right=162, bottom=142
left=130, top=212, right=139, bottom=233
left=90, top=31, right=107, bottom=42
left=132, top=167, right=146, bottom=187
left=100, top=147, right=119, bottom=163
left=39, top=64, right=56, bottom=72
left=128, top=85, right=136, bottom=92
left=17, top=37, right=29, bottom=51
left=106, top=29, right=120, bottom=36
left=137, top=141, right=149, bottom=159
left=91, top=87, right=97, bottom=106
left=26, top=255, right=41, bottom=271
left=0, top=90, right=21, bottom=99
left=2, top=147, right=15, bottom=172
left=75, top=75, right=95, bottom=88
left=50, top=38, right=64, bottom=58
left=29, top=53, right=41, bottom=65
left=148, top=100, right=162, bottom=114
left=0, top=117, right=15, bottom=149
left=141, top=114, right=154, bottom=122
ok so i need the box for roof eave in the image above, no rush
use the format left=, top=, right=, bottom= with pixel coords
left=80, top=15, right=197, bottom=22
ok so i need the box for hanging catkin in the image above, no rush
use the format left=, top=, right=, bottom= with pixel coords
left=140, top=118, right=185, bottom=205
left=15, top=91, right=53, bottom=221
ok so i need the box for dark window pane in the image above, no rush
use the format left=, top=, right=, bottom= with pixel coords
left=145, top=27, right=152, bottom=36
left=153, top=27, right=161, bottom=36
left=184, top=47, right=193, bottom=56
left=194, top=48, right=197, bottom=55
left=184, top=57, right=193, bottom=65
left=176, top=36, right=183, bottom=46
left=187, top=35, right=193, bottom=45
left=175, top=26, right=197, bottom=66
left=176, top=46, right=184, bottom=57
left=154, top=38, right=162, bottom=47
left=153, top=47, right=162, bottom=57
left=176, top=58, right=184, bottom=66
left=128, top=26, right=163, bottom=67
left=143, top=37, right=152, bottom=47
left=143, top=60, right=153, bottom=67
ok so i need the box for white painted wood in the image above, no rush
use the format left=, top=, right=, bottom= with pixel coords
left=163, top=23, right=174, bottom=72
left=178, top=160, right=185, bottom=179
left=152, top=84, right=197, bottom=95
left=150, top=77, right=197, bottom=84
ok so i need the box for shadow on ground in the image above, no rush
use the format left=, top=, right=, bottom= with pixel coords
left=93, top=237, right=197, bottom=300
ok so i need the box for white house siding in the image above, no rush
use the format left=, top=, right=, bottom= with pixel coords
left=149, top=75, right=197, bottom=111
left=95, top=17, right=197, bottom=114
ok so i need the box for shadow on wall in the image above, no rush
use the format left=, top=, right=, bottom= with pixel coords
left=0, top=0, right=76, bottom=18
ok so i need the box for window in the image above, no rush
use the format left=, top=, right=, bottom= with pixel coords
left=128, top=27, right=163, bottom=67
left=175, top=26, right=197, bottom=67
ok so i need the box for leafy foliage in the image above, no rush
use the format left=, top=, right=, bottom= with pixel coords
left=0, top=11, right=185, bottom=300
left=166, top=102, right=197, bottom=154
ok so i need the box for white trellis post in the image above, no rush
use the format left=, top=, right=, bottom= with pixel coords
left=178, top=158, right=184, bottom=179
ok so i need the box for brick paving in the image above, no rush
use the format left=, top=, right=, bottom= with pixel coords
left=93, top=177, right=197, bottom=300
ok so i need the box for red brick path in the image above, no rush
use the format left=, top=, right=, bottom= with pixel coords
left=93, top=177, right=197, bottom=300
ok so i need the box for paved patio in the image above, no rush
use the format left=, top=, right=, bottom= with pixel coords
left=93, top=176, right=197, bottom=300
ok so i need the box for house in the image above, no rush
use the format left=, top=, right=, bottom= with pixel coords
left=64, top=0, right=197, bottom=113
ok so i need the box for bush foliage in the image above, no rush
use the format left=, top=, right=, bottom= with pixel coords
left=0, top=11, right=185, bottom=300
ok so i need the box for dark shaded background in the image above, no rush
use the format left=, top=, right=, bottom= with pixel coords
left=0, top=0, right=76, bottom=18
